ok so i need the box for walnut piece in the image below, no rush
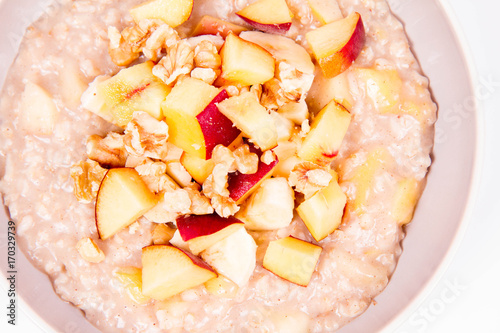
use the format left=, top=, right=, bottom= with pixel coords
left=202, top=163, right=239, bottom=217
left=190, top=67, right=218, bottom=85
left=134, top=158, right=178, bottom=194
left=70, top=159, right=108, bottom=203
left=76, top=237, right=105, bottom=263
left=185, top=187, right=214, bottom=215
left=153, top=40, right=194, bottom=85
left=194, top=40, right=221, bottom=70
left=211, top=195, right=239, bottom=218
left=163, top=189, right=192, bottom=214
left=211, top=145, right=236, bottom=173
left=87, top=132, right=127, bottom=168
left=233, top=144, right=258, bottom=174
left=143, top=24, right=180, bottom=61
left=124, top=111, right=169, bottom=160
left=288, top=162, right=333, bottom=199
left=260, top=150, right=275, bottom=165
left=276, top=61, right=314, bottom=102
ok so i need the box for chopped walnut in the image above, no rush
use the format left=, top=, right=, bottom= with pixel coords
left=203, top=164, right=230, bottom=197
left=152, top=224, right=176, bottom=245
left=185, top=187, right=214, bottom=215
left=261, top=78, right=290, bottom=111
left=300, top=119, right=311, bottom=137
left=260, top=150, right=275, bottom=165
left=143, top=24, right=180, bottom=61
left=87, top=132, right=127, bottom=168
left=190, top=67, right=218, bottom=85
left=250, top=84, right=263, bottom=100
left=123, top=111, right=169, bottom=160
left=163, top=189, right=192, bottom=214
left=211, top=195, right=239, bottom=218
left=276, top=61, right=314, bottom=102
left=233, top=144, right=258, bottom=174
left=153, top=40, right=194, bottom=85
left=143, top=201, right=178, bottom=224
left=288, top=162, right=333, bottom=199
left=76, top=237, right=105, bottom=263
left=70, top=159, right=107, bottom=203
left=134, top=158, right=178, bottom=193
left=224, top=85, right=241, bottom=97
left=211, top=145, right=237, bottom=172
left=194, top=40, right=221, bottom=69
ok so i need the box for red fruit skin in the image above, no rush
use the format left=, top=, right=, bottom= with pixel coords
left=196, top=89, right=241, bottom=160
left=227, top=144, right=278, bottom=203
left=176, top=214, right=244, bottom=241
left=237, top=14, right=292, bottom=35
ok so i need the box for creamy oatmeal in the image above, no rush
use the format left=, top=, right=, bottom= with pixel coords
left=0, top=0, right=436, bottom=332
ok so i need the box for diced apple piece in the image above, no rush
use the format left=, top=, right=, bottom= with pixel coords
left=353, top=67, right=402, bottom=113
left=298, top=100, right=351, bottom=165
left=152, top=223, right=176, bottom=244
left=164, top=161, right=193, bottom=187
left=176, top=214, right=245, bottom=255
left=217, top=92, right=278, bottom=151
left=278, top=100, right=309, bottom=125
left=236, top=0, right=293, bottom=34
left=263, top=236, right=322, bottom=286
left=130, top=0, right=193, bottom=28
left=340, top=147, right=392, bottom=215
left=180, top=152, right=216, bottom=184
left=201, top=227, right=257, bottom=287
left=169, top=230, right=190, bottom=252
left=141, top=245, right=216, bottom=300
left=113, top=267, right=150, bottom=304
left=307, top=69, right=354, bottom=114
left=193, top=15, right=248, bottom=38
left=96, top=168, right=158, bottom=240
left=306, top=0, right=343, bottom=25
left=272, top=141, right=300, bottom=178
left=162, top=79, right=241, bottom=159
left=227, top=145, right=278, bottom=204
left=236, top=178, right=294, bottom=230
left=19, top=81, right=58, bottom=136
left=296, top=171, right=346, bottom=241
left=60, top=63, right=88, bottom=110
left=220, top=33, right=275, bottom=86
left=271, top=111, right=294, bottom=142
left=87, top=61, right=171, bottom=128
left=240, top=31, right=315, bottom=75
left=306, top=12, right=365, bottom=78
left=392, top=178, right=420, bottom=225
left=204, top=275, right=239, bottom=298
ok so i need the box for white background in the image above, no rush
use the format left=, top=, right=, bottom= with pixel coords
left=2, top=0, right=500, bottom=332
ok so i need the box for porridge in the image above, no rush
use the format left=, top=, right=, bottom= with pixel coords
left=0, top=0, right=437, bottom=332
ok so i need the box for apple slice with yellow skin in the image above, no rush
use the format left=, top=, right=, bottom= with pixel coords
left=236, top=0, right=293, bottom=34
left=193, top=15, right=248, bottom=38
left=96, top=168, right=158, bottom=240
left=263, top=236, right=322, bottom=286
left=162, top=79, right=241, bottom=159
left=220, top=33, right=275, bottom=86
left=296, top=171, right=347, bottom=241
left=141, top=245, right=216, bottom=300
left=113, top=267, right=150, bottom=304
left=130, top=0, right=193, bottom=28
left=306, top=0, right=343, bottom=25
left=177, top=214, right=245, bottom=255
left=85, top=61, right=171, bottom=128
left=392, top=178, right=421, bottom=225
left=217, top=92, right=278, bottom=151
left=306, top=12, right=365, bottom=78
left=298, top=100, right=351, bottom=165
left=227, top=144, right=278, bottom=204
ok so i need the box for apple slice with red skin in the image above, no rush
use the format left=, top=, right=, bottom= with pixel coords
left=193, top=15, right=248, bottom=38
left=141, top=245, right=217, bottom=300
left=227, top=144, right=278, bottom=204
left=177, top=214, right=245, bottom=255
left=236, top=0, right=293, bottom=34
left=306, top=12, right=365, bottom=78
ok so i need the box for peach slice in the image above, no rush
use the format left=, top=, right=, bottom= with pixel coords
left=306, top=12, right=365, bottom=78
left=176, top=214, right=245, bottom=255
left=96, top=168, right=158, bottom=240
left=113, top=267, right=150, bottom=304
left=201, top=227, right=257, bottom=287
left=306, top=69, right=354, bottom=114
left=227, top=144, right=278, bottom=204
left=236, top=0, right=293, bottom=34
left=130, top=0, right=193, bottom=28
left=298, top=100, right=351, bottom=165
left=141, top=245, right=216, bottom=300
left=296, top=171, right=347, bottom=241
left=193, top=15, right=248, bottom=38
left=204, top=275, right=239, bottom=298
left=217, top=92, right=278, bottom=151
left=306, top=0, right=343, bottom=25
left=220, top=33, right=275, bottom=86
left=236, top=177, right=294, bottom=231
left=162, top=78, right=241, bottom=159
left=392, top=178, right=421, bottom=225
left=263, top=236, right=322, bottom=286
left=84, top=61, right=171, bottom=128
left=180, top=152, right=216, bottom=184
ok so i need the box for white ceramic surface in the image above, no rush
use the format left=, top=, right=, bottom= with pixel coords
left=0, top=0, right=480, bottom=332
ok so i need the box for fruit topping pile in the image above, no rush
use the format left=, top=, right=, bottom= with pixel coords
left=72, top=0, right=367, bottom=302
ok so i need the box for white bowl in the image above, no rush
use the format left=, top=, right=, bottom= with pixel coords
left=0, top=0, right=479, bottom=332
